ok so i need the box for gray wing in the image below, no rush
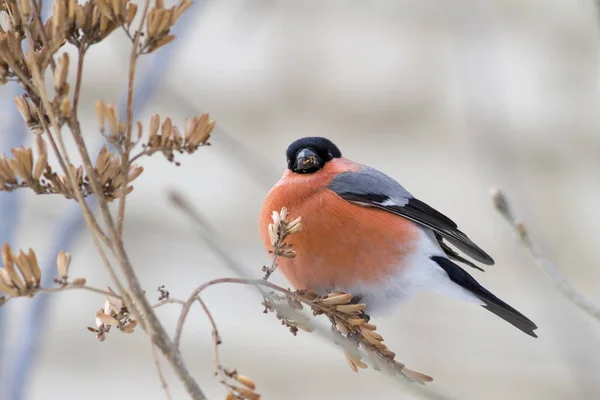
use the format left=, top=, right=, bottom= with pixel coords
left=328, top=166, right=494, bottom=266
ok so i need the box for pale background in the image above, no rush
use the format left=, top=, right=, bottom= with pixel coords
left=1, top=0, right=600, bottom=399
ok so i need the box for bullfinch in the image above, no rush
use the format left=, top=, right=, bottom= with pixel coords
left=259, top=137, right=538, bottom=338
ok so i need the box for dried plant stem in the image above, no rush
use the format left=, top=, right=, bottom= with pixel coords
left=196, top=297, right=225, bottom=380
left=116, top=0, right=151, bottom=238
left=151, top=338, right=173, bottom=400
left=39, top=285, right=118, bottom=297
left=72, top=47, right=86, bottom=111
left=175, top=277, right=298, bottom=348
left=492, top=188, right=600, bottom=321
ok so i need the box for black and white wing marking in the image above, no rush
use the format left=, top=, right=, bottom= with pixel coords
left=328, top=166, right=495, bottom=267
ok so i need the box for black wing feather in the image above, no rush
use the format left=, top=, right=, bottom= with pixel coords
left=339, top=192, right=495, bottom=266
left=432, top=256, right=538, bottom=338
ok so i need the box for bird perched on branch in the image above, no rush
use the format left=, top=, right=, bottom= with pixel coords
left=259, top=137, right=538, bottom=338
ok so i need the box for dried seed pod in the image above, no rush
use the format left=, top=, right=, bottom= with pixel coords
left=105, top=105, right=118, bottom=133
left=335, top=303, right=366, bottom=314
left=95, top=145, right=110, bottom=171
left=28, top=248, right=41, bottom=287
left=267, top=223, right=277, bottom=247
left=0, top=269, right=19, bottom=296
left=35, top=134, right=47, bottom=157
left=347, top=318, right=366, bottom=326
left=14, top=95, right=31, bottom=123
left=94, top=0, right=112, bottom=18
left=127, top=165, right=143, bottom=183
left=71, top=277, right=86, bottom=286
left=361, top=322, right=377, bottom=331
left=147, top=34, right=175, bottom=53
left=9, top=151, right=31, bottom=181
left=120, top=320, right=137, bottom=333
left=95, top=100, right=106, bottom=132
left=233, top=386, right=260, bottom=400
left=161, top=117, right=172, bottom=146
left=55, top=53, right=69, bottom=92
left=126, top=3, right=137, bottom=24
left=14, top=250, right=35, bottom=288
left=234, top=375, right=256, bottom=390
left=60, top=97, right=70, bottom=118
left=56, top=250, right=71, bottom=280
left=2, top=244, right=25, bottom=292
left=148, top=114, right=160, bottom=142
left=96, top=310, right=120, bottom=326
left=321, top=293, right=353, bottom=306
left=286, top=217, right=302, bottom=234
left=360, top=328, right=383, bottom=341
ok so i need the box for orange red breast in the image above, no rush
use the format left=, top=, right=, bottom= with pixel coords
left=259, top=158, right=420, bottom=293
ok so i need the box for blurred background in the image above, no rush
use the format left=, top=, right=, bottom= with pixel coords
left=1, top=0, right=600, bottom=399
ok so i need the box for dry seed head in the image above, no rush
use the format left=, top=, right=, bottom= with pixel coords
left=71, top=277, right=86, bottom=286
left=147, top=34, right=175, bottom=53
left=95, top=100, right=106, bottom=132
left=120, top=320, right=137, bottom=333
left=33, top=153, right=48, bottom=180
left=14, top=95, right=31, bottom=124
left=347, top=318, right=366, bottom=326
left=234, top=375, right=256, bottom=390
left=286, top=217, right=302, bottom=235
left=17, top=0, right=32, bottom=18
left=361, top=322, right=377, bottom=331
left=55, top=53, right=69, bottom=92
left=105, top=104, right=118, bottom=133
left=271, top=210, right=281, bottom=229
left=335, top=303, right=366, bottom=314
left=96, top=310, right=120, bottom=326
left=25, top=249, right=41, bottom=287
left=35, top=134, right=47, bottom=157
left=321, top=293, right=353, bottom=306
left=126, top=3, right=137, bottom=24
left=0, top=155, right=16, bottom=183
left=0, top=269, right=19, bottom=296
left=267, top=223, right=276, bottom=247
left=60, top=97, right=70, bottom=118
left=14, top=250, right=35, bottom=288
left=149, top=114, right=160, bottom=142
left=127, top=165, right=143, bottom=182
left=56, top=250, right=71, bottom=280
left=233, top=386, right=260, bottom=400
left=161, top=117, right=172, bottom=146
left=2, top=244, right=25, bottom=292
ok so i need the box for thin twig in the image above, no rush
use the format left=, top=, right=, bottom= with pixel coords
left=196, top=297, right=225, bottom=380
left=150, top=338, right=173, bottom=400
left=174, top=278, right=294, bottom=349
left=39, top=284, right=119, bottom=298
left=491, top=187, right=600, bottom=321
left=116, top=0, right=152, bottom=238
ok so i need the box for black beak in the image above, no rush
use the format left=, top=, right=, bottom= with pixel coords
left=294, top=148, right=321, bottom=172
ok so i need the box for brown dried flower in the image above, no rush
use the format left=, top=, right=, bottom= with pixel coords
left=87, top=286, right=137, bottom=341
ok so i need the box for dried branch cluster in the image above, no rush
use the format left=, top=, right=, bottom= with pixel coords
left=261, top=208, right=433, bottom=384
left=0, top=244, right=90, bottom=308
left=0, top=0, right=211, bottom=397
left=0, top=244, right=42, bottom=298
left=0, top=138, right=143, bottom=200
left=89, top=287, right=138, bottom=341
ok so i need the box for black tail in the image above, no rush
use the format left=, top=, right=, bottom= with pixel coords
left=431, top=256, right=538, bottom=338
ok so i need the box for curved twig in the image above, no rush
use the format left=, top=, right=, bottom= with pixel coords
left=491, top=187, right=600, bottom=321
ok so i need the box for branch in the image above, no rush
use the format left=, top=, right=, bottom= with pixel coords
left=491, top=187, right=600, bottom=321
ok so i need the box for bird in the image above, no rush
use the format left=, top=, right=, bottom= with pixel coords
left=259, top=136, right=538, bottom=338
